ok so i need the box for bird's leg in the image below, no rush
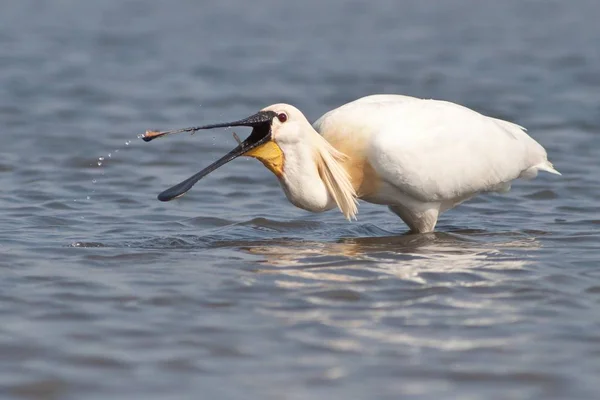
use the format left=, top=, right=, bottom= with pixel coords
left=388, top=204, right=440, bottom=234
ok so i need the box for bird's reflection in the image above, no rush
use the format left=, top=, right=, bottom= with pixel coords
left=233, top=230, right=543, bottom=353
left=238, top=230, right=539, bottom=282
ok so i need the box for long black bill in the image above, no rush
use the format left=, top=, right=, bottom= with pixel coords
left=149, top=110, right=277, bottom=202
left=142, top=111, right=276, bottom=142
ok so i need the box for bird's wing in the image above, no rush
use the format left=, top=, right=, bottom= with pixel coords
left=315, top=96, right=554, bottom=203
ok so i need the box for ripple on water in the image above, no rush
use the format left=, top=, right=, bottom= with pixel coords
left=523, top=189, right=559, bottom=200
left=70, top=242, right=107, bottom=248
left=8, top=379, right=70, bottom=400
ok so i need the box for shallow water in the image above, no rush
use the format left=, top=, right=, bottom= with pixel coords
left=1, top=1, right=600, bottom=399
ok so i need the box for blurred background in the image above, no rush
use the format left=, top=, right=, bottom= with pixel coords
left=1, top=0, right=599, bottom=399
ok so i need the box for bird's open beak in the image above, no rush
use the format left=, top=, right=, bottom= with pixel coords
left=142, top=110, right=278, bottom=201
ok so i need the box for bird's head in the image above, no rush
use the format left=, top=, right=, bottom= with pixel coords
left=142, top=103, right=312, bottom=201
left=261, top=103, right=312, bottom=145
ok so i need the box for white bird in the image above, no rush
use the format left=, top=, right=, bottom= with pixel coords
left=142, top=94, right=560, bottom=233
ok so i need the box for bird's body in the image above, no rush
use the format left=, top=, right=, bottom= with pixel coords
left=307, top=95, right=559, bottom=232
left=144, top=94, right=559, bottom=233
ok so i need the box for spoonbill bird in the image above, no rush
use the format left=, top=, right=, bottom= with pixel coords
left=142, top=95, right=560, bottom=233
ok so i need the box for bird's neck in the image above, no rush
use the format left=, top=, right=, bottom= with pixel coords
left=278, top=130, right=358, bottom=219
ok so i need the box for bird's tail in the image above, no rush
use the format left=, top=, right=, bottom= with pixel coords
left=536, top=161, right=561, bottom=175
left=519, top=160, right=561, bottom=180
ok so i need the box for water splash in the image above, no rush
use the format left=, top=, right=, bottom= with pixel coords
left=75, top=136, right=138, bottom=204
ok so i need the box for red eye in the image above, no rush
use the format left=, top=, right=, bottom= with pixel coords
left=277, top=113, right=287, bottom=123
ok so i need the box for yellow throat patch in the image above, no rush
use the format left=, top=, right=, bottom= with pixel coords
left=244, top=140, right=284, bottom=178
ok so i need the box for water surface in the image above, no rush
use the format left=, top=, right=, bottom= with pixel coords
left=1, top=1, right=599, bottom=399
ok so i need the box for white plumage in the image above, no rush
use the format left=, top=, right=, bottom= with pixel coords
left=309, top=95, right=559, bottom=232
left=145, top=94, right=560, bottom=233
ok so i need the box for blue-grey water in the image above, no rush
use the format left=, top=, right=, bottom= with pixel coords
left=1, top=1, right=599, bottom=399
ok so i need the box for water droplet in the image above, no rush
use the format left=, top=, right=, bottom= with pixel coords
left=137, top=133, right=144, bottom=139
left=115, top=149, right=119, bottom=153
left=92, top=179, right=97, bottom=183
left=86, top=196, right=90, bottom=200
left=98, top=156, right=105, bottom=161
left=125, top=140, right=131, bottom=146
left=108, top=153, right=112, bottom=158
left=97, top=161, right=102, bottom=166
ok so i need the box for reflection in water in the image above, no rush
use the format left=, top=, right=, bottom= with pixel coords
left=238, top=231, right=541, bottom=354
left=242, top=231, right=539, bottom=281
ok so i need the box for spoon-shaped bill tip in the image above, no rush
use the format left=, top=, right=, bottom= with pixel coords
left=141, top=128, right=195, bottom=142
left=155, top=123, right=273, bottom=201
left=141, top=130, right=163, bottom=142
